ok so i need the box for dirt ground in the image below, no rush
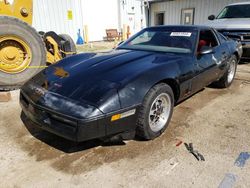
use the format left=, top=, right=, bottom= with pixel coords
left=76, top=41, right=118, bottom=53
left=0, top=62, right=250, bottom=187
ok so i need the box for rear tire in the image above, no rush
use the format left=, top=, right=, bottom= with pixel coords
left=212, top=55, right=237, bottom=88
left=0, top=16, right=46, bottom=90
left=136, top=83, right=174, bottom=140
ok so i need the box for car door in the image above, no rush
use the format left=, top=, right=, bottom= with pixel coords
left=192, top=29, right=229, bottom=92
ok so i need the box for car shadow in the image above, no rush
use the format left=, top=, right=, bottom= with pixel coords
left=21, top=112, right=127, bottom=153
left=239, top=59, right=250, bottom=64
left=175, top=88, right=205, bottom=105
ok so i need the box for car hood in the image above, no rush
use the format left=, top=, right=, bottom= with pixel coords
left=207, top=18, right=250, bottom=30
left=25, top=49, right=184, bottom=113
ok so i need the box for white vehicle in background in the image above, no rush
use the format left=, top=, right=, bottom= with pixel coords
left=207, top=2, right=250, bottom=60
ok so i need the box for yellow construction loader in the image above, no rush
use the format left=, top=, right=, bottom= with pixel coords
left=0, top=0, right=76, bottom=90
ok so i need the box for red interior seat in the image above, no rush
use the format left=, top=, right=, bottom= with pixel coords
left=198, top=40, right=207, bottom=52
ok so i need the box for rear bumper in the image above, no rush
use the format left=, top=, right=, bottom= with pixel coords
left=20, top=92, right=139, bottom=142
left=241, top=41, right=250, bottom=59
left=217, top=30, right=250, bottom=59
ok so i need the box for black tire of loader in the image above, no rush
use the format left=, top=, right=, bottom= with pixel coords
left=0, top=16, right=46, bottom=91
left=59, top=34, right=77, bottom=57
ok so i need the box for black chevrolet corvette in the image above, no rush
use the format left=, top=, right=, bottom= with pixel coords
left=20, top=26, right=242, bottom=142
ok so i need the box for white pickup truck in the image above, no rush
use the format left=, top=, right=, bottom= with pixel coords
left=207, top=2, right=250, bottom=60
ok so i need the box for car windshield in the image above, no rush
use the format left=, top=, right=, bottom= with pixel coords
left=118, top=27, right=197, bottom=54
left=217, top=5, right=250, bottom=19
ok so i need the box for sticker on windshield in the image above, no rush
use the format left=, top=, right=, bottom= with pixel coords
left=170, top=32, right=192, bottom=37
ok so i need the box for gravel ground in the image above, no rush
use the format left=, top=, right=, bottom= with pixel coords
left=0, top=63, right=249, bottom=188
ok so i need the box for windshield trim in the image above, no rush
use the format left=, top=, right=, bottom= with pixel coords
left=117, top=46, right=191, bottom=54
left=117, top=46, right=179, bottom=55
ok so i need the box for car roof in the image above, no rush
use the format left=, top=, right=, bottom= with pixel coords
left=228, top=2, right=250, bottom=6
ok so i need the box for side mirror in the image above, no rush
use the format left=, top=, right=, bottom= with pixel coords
left=200, top=46, right=214, bottom=55
left=208, top=15, right=216, bottom=20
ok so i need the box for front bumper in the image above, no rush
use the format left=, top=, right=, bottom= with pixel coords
left=20, top=91, right=104, bottom=142
left=20, top=91, right=139, bottom=142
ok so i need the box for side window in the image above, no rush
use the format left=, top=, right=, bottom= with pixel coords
left=197, top=29, right=219, bottom=53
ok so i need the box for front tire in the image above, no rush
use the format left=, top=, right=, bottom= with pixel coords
left=136, top=83, right=174, bottom=140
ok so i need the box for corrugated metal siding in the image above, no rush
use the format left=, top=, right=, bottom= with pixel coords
left=32, top=0, right=145, bottom=42
left=32, top=0, right=118, bottom=42
left=150, top=0, right=246, bottom=26
left=33, top=0, right=83, bottom=42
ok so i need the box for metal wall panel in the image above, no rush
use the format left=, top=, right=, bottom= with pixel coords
left=32, top=0, right=146, bottom=42
left=33, top=0, right=119, bottom=42
left=33, top=0, right=83, bottom=42
left=150, top=0, right=246, bottom=26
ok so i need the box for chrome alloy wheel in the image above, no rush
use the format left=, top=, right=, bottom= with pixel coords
left=148, top=93, right=171, bottom=132
left=228, top=58, right=236, bottom=84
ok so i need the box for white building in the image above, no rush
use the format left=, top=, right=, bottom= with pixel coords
left=33, top=0, right=248, bottom=43
left=149, top=0, right=248, bottom=26
left=32, top=0, right=147, bottom=42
